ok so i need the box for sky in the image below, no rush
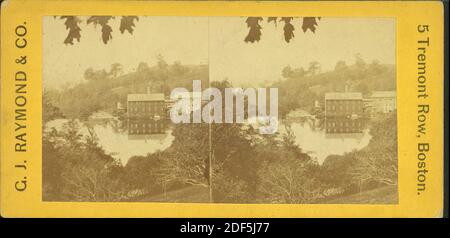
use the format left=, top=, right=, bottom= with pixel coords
left=43, top=17, right=395, bottom=88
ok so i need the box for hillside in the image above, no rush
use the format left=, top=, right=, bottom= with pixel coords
left=45, top=62, right=208, bottom=119
left=272, top=61, right=396, bottom=117
left=45, top=59, right=394, bottom=120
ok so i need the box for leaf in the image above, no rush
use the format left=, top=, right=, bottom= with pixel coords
left=302, top=17, right=319, bottom=33
left=267, top=17, right=277, bottom=26
left=244, top=17, right=263, bottom=43
left=280, top=17, right=294, bottom=42
left=60, top=16, right=81, bottom=45
left=102, top=24, right=113, bottom=44
left=86, top=16, right=113, bottom=26
left=120, top=16, right=139, bottom=34
left=87, top=16, right=114, bottom=44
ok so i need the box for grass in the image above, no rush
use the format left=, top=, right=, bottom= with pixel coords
left=321, top=185, right=398, bottom=204
left=137, top=184, right=397, bottom=205
left=138, top=185, right=210, bottom=203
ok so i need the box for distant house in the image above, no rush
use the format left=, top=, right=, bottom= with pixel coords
left=127, top=93, right=165, bottom=119
left=370, top=91, right=396, bottom=113
left=324, top=92, right=363, bottom=118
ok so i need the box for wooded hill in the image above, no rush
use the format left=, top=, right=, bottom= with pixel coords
left=272, top=59, right=395, bottom=117
left=46, top=60, right=208, bottom=119
left=46, top=57, right=394, bottom=120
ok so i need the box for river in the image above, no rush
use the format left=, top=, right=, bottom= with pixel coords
left=45, top=111, right=371, bottom=165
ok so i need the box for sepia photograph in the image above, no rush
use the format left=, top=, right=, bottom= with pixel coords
left=42, top=16, right=397, bottom=204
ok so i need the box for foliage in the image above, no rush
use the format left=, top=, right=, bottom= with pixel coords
left=59, top=16, right=319, bottom=45
left=43, top=90, right=64, bottom=123
left=46, top=60, right=208, bottom=119
left=159, top=123, right=210, bottom=187
left=320, top=112, right=398, bottom=194
left=255, top=126, right=321, bottom=203
left=43, top=59, right=397, bottom=203
left=123, top=153, right=166, bottom=195
left=43, top=121, right=127, bottom=201
left=347, top=112, right=398, bottom=186
left=244, top=17, right=263, bottom=43
left=245, top=17, right=321, bottom=43
left=59, top=16, right=139, bottom=44
left=273, top=57, right=395, bottom=118
left=60, top=16, right=81, bottom=45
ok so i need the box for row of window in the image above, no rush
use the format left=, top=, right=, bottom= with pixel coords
left=326, top=105, right=363, bottom=111
left=326, top=128, right=361, bottom=133
left=128, top=101, right=164, bottom=105
left=327, top=121, right=362, bottom=127
left=129, top=129, right=163, bottom=134
left=130, top=123, right=163, bottom=128
left=326, top=100, right=362, bottom=104
left=129, top=107, right=164, bottom=112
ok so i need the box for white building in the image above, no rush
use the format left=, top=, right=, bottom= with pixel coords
left=370, top=91, right=396, bottom=113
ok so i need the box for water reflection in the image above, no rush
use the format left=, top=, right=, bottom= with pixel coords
left=128, top=118, right=168, bottom=136
left=46, top=109, right=371, bottom=166
left=45, top=117, right=174, bottom=165
left=325, top=117, right=365, bottom=134
left=282, top=111, right=371, bottom=164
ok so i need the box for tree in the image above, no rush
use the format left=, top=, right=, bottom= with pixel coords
left=136, top=62, right=150, bottom=73
left=355, top=53, right=366, bottom=69
left=109, top=63, right=123, bottom=78
left=159, top=123, right=210, bottom=188
left=43, top=121, right=127, bottom=202
left=319, top=154, right=358, bottom=191
left=293, top=67, right=306, bottom=78
left=123, top=154, right=165, bottom=195
left=368, top=60, right=385, bottom=75
left=83, top=67, right=109, bottom=81
left=348, top=113, right=398, bottom=186
left=43, top=90, right=64, bottom=123
left=282, top=66, right=294, bottom=78
left=282, top=66, right=306, bottom=79
left=256, top=126, right=321, bottom=203
left=156, top=54, right=168, bottom=71
left=334, top=60, right=347, bottom=71
left=172, top=61, right=187, bottom=75
left=308, top=61, right=321, bottom=76
left=156, top=55, right=169, bottom=94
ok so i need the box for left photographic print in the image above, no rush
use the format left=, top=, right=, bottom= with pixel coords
left=43, top=16, right=397, bottom=204
left=43, top=16, right=210, bottom=202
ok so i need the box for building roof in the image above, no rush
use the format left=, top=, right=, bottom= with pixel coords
left=371, top=91, right=396, bottom=98
left=325, top=92, right=362, bottom=100
left=127, top=93, right=165, bottom=102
